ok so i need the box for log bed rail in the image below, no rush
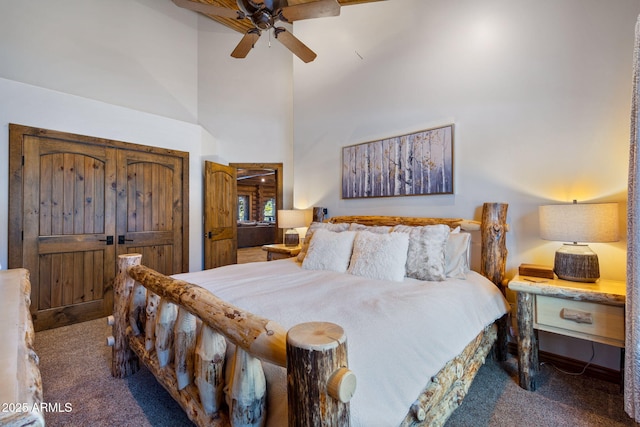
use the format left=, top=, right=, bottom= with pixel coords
left=108, top=202, right=508, bottom=427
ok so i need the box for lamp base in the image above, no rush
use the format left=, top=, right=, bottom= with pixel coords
left=554, top=244, right=599, bottom=283
left=284, top=229, right=300, bottom=247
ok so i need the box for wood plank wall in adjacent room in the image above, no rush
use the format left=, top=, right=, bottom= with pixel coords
left=237, top=181, right=276, bottom=221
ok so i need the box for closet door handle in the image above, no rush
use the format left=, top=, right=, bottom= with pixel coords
left=99, top=236, right=114, bottom=245
left=118, top=235, right=134, bottom=245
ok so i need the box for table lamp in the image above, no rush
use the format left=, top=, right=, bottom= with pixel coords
left=277, top=209, right=307, bottom=247
left=539, top=201, right=619, bottom=282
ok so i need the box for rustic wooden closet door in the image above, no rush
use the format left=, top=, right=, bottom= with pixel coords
left=21, top=136, right=117, bottom=331
left=203, top=161, right=237, bottom=269
left=9, top=124, right=189, bottom=331
left=116, top=150, right=184, bottom=275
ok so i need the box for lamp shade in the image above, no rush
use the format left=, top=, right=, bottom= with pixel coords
left=539, top=202, right=619, bottom=243
left=277, top=209, right=307, bottom=229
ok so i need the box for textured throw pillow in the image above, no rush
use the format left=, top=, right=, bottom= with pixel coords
left=347, top=231, right=409, bottom=282
left=302, top=229, right=356, bottom=273
left=445, top=232, right=471, bottom=279
left=297, top=222, right=350, bottom=262
left=392, top=224, right=450, bottom=281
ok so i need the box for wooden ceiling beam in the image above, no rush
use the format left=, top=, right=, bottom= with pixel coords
left=183, top=0, right=385, bottom=34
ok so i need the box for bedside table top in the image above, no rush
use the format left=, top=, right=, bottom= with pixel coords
left=508, top=275, right=626, bottom=306
left=262, top=243, right=301, bottom=256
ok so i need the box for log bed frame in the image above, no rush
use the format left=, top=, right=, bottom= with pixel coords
left=108, top=202, right=509, bottom=427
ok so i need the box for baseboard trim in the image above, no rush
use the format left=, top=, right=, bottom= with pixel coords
left=507, top=343, right=622, bottom=384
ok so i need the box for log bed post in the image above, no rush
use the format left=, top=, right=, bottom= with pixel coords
left=480, top=202, right=508, bottom=290
left=111, top=253, right=142, bottom=378
left=480, top=202, right=509, bottom=362
left=286, top=322, right=356, bottom=427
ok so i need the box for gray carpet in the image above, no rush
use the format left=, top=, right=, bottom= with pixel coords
left=34, top=317, right=637, bottom=427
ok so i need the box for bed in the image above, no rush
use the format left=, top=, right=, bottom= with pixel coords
left=108, top=202, right=510, bottom=427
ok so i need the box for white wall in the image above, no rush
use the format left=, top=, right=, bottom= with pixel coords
left=0, top=77, right=205, bottom=271
left=293, top=0, right=635, bottom=280
left=0, top=0, right=199, bottom=123
left=0, top=0, right=207, bottom=270
left=292, top=0, right=639, bottom=368
left=0, top=1, right=295, bottom=269
left=196, top=16, right=295, bottom=208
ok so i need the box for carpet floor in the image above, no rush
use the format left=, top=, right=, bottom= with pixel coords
left=33, top=316, right=637, bottom=427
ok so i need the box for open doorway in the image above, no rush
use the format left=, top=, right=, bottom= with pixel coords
left=230, top=163, right=283, bottom=250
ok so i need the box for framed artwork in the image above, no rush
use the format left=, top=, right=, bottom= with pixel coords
left=342, top=124, right=454, bottom=199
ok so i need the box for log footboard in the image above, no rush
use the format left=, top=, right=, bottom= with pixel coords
left=108, top=254, right=355, bottom=427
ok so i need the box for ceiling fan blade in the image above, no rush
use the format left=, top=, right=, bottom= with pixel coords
left=231, top=29, right=261, bottom=58
left=172, top=0, right=243, bottom=20
left=274, top=27, right=317, bottom=63
left=279, top=0, right=340, bottom=23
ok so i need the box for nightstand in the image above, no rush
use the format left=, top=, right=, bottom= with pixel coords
left=262, top=243, right=301, bottom=261
left=508, top=275, right=626, bottom=391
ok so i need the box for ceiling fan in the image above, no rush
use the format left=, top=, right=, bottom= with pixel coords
left=172, top=0, right=341, bottom=63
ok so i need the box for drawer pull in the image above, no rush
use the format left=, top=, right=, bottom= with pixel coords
left=560, top=308, right=593, bottom=324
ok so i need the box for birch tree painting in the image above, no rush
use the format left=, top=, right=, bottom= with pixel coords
left=342, top=125, right=453, bottom=198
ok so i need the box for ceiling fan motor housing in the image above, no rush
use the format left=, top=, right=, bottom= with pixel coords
left=237, top=0, right=283, bottom=30
left=253, top=10, right=275, bottom=29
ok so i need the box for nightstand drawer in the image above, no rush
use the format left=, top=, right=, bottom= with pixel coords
left=534, top=296, right=625, bottom=347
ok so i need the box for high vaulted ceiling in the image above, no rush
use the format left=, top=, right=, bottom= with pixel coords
left=184, top=0, right=383, bottom=34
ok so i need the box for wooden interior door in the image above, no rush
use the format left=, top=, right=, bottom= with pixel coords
left=9, top=124, right=189, bottom=331
left=231, top=163, right=284, bottom=243
left=116, top=150, right=184, bottom=275
left=204, top=161, right=237, bottom=269
left=19, top=135, right=117, bottom=331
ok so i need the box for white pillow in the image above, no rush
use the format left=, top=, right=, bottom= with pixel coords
left=347, top=231, right=409, bottom=282
left=302, top=229, right=356, bottom=273
left=445, top=232, right=471, bottom=279
left=297, top=222, right=350, bottom=262
left=392, top=224, right=450, bottom=281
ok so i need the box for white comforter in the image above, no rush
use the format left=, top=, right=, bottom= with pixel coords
left=174, top=258, right=509, bottom=426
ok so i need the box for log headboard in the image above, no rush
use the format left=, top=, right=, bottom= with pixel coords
left=328, top=215, right=468, bottom=228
